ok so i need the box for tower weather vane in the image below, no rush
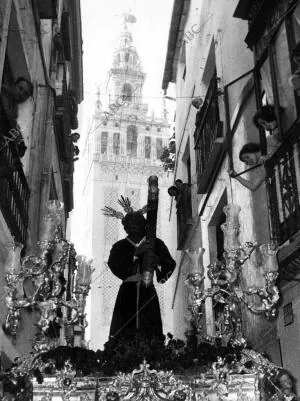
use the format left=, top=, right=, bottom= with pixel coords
left=123, top=11, right=137, bottom=25
left=114, top=11, right=137, bottom=30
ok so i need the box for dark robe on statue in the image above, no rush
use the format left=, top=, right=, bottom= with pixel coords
left=108, top=237, right=176, bottom=339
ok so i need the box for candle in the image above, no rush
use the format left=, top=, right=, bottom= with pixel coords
left=185, top=248, right=205, bottom=276
left=259, top=243, right=279, bottom=274
left=39, top=215, right=56, bottom=243
left=45, top=200, right=64, bottom=226
left=222, top=204, right=241, bottom=251
left=76, top=256, right=93, bottom=286
left=4, top=242, right=23, bottom=274
left=46, top=200, right=64, bottom=216
left=223, top=204, right=241, bottom=227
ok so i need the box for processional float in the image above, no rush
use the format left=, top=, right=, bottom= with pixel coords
left=0, top=180, right=286, bottom=401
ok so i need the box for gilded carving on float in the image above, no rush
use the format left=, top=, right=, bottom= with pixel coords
left=100, top=360, right=193, bottom=401
left=31, top=359, right=261, bottom=401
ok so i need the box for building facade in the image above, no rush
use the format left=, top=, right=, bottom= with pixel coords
left=0, top=0, right=83, bottom=368
left=81, top=21, right=177, bottom=351
left=163, top=0, right=300, bottom=390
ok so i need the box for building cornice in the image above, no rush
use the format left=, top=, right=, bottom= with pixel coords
left=162, top=0, right=191, bottom=91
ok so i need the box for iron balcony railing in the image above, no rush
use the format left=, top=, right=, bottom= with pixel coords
left=194, top=71, right=224, bottom=194
left=0, top=140, right=30, bottom=245
left=265, top=129, right=300, bottom=245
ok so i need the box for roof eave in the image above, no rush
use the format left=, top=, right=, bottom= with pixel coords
left=162, top=0, right=191, bottom=91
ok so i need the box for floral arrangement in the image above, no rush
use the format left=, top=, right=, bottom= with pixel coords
left=3, top=329, right=242, bottom=394
left=5, top=327, right=290, bottom=401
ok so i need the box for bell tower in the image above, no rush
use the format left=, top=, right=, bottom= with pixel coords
left=108, top=14, right=146, bottom=113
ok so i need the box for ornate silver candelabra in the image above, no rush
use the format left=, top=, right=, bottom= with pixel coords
left=3, top=201, right=93, bottom=346
left=185, top=203, right=280, bottom=345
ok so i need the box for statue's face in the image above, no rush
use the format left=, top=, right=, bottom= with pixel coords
left=123, top=213, right=146, bottom=242
left=125, top=220, right=146, bottom=242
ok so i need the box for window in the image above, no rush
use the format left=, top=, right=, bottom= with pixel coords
left=125, top=52, right=129, bottom=62
left=255, top=19, right=297, bottom=136
left=194, top=70, right=223, bottom=193
left=101, top=131, right=108, bottom=154
left=113, top=132, right=120, bottom=155
left=145, top=136, right=151, bottom=158
left=122, top=83, right=133, bottom=102
left=245, top=6, right=300, bottom=247
left=156, top=138, right=163, bottom=159
left=96, top=132, right=101, bottom=153
left=127, top=125, right=137, bottom=157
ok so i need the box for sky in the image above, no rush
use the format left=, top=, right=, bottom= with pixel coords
left=80, top=0, right=175, bottom=132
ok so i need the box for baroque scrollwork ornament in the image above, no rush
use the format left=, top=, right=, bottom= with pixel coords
left=100, top=360, right=193, bottom=401
left=3, top=200, right=93, bottom=344
left=240, top=243, right=279, bottom=319
left=57, top=360, right=77, bottom=401
left=185, top=203, right=280, bottom=345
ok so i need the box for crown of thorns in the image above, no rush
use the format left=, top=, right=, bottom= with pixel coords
left=101, top=196, right=147, bottom=220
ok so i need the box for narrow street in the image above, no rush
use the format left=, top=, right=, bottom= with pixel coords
left=0, top=1, right=300, bottom=400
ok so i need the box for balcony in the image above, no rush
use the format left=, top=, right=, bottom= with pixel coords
left=0, top=141, right=30, bottom=245
left=233, top=0, right=285, bottom=53
left=265, top=123, right=300, bottom=278
left=177, top=184, right=193, bottom=250
left=194, top=72, right=225, bottom=194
